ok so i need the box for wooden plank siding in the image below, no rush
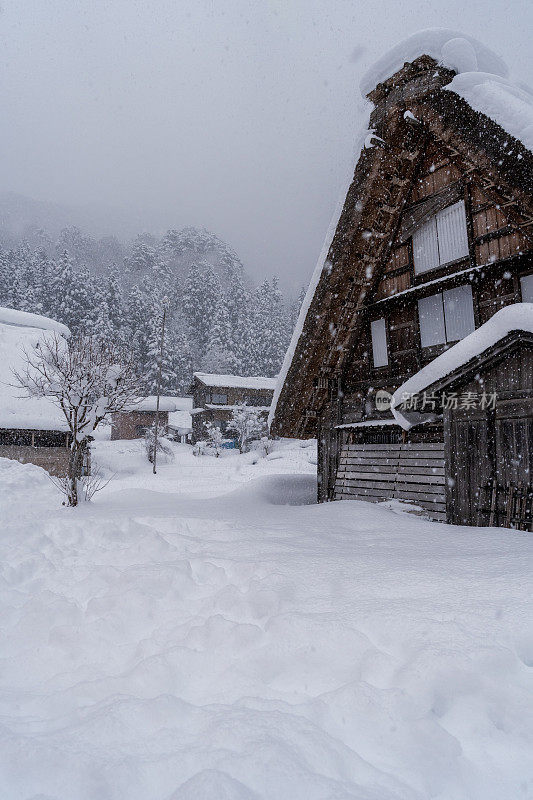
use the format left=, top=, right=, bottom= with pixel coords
left=334, top=443, right=446, bottom=520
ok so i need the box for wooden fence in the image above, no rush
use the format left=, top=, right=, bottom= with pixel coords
left=334, top=442, right=446, bottom=521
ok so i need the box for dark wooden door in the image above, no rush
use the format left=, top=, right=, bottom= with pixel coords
left=447, top=412, right=493, bottom=525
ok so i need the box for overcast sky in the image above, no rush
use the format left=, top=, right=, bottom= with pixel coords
left=2, top=0, right=532, bottom=291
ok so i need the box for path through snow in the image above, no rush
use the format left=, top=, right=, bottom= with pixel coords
left=0, top=441, right=531, bottom=800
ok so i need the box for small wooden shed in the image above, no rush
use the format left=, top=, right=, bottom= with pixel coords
left=110, top=397, right=178, bottom=440
left=392, top=304, right=533, bottom=529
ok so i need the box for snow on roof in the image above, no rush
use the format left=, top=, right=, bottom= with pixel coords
left=194, top=372, right=277, bottom=391
left=360, top=29, right=533, bottom=154
left=0, top=318, right=69, bottom=431
left=391, top=303, right=533, bottom=429
left=446, top=72, right=533, bottom=153
left=268, top=104, right=373, bottom=429
left=0, top=306, right=70, bottom=338
left=359, top=29, right=508, bottom=96
left=125, top=396, right=179, bottom=413
left=167, top=396, right=194, bottom=432
left=335, top=419, right=400, bottom=429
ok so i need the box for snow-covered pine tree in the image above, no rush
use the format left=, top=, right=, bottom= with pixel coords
left=245, top=278, right=289, bottom=376
left=182, top=261, right=221, bottom=362
left=90, top=299, right=115, bottom=342
left=225, top=270, right=250, bottom=372
left=104, top=274, right=126, bottom=336
left=172, top=322, right=193, bottom=394
left=0, top=249, right=10, bottom=306
left=202, top=299, right=238, bottom=374
left=144, top=302, right=176, bottom=395
left=127, top=283, right=153, bottom=369
left=128, top=239, right=156, bottom=274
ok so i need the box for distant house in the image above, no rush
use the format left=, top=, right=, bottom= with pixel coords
left=0, top=307, right=74, bottom=477
left=167, top=397, right=193, bottom=443
left=190, top=373, right=276, bottom=443
left=111, top=396, right=179, bottom=440
left=270, top=33, right=533, bottom=527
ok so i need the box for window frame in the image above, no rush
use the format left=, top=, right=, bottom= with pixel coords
left=412, top=200, right=470, bottom=276
left=418, top=284, right=475, bottom=349
left=370, top=317, right=389, bottom=368
left=520, top=273, right=533, bottom=303
left=210, top=392, right=228, bottom=405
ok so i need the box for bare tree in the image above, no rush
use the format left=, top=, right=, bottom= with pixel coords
left=14, top=333, right=141, bottom=506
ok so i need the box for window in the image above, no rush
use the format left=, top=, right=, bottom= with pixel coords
left=418, top=285, right=475, bottom=347
left=412, top=200, right=469, bottom=274
left=521, top=274, right=533, bottom=302
left=210, top=393, right=228, bottom=405
left=371, top=318, right=388, bottom=367
left=245, top=394, right=270, bottom=407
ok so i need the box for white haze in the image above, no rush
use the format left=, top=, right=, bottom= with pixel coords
left=1, top=0, right=532, bottom=291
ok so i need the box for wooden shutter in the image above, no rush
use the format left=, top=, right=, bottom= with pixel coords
left=371, top=318, right=388, bottom=367
left=418, top=293, right=446, bottom=347
left=521, top=274, right=533, bottom=302
left=413, top=217, right=439, bottom=274
left=436, top=200, right=469, bottom=265
left=443, top=285, right=475, bottom=342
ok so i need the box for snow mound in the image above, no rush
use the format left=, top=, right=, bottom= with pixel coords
left=170, top=770, right=260, bottom=800
left=360, top=28, right=508, bottom=95
left=392, top=303, right=533, bottom=429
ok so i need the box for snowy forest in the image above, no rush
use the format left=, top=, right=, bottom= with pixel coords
left=0, top=224, right=303, bottom=393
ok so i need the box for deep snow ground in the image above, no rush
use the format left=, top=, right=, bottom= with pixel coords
left=0, top=439, right=532, bottom=800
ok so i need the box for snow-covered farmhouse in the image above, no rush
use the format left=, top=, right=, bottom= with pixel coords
left=0, top=307, right=73, bottom=477
left=191, top=372, right=276, bottom=443
left=270, top=31, right=533, bottom=528
left=110, top=396, right=181, bottom=440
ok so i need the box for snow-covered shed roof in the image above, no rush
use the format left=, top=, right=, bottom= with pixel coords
left=0, top=307, right=70, bottom=431
left=0, top=306, right=70, bottom=338
left=125, top=396, right=179, bottom=413
left=194, top=372, right=277, bottom=391
left=391, top=303, right=533, bottom=429
left=269, top=30, right=533, bottom=437
left=168, top=397, right=193, bottom=433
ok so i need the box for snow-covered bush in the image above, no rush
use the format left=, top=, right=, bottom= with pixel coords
left=226, top=404, right=267, bottom=453
left=204, top=421, right=224, bottom=457
left=193, top=440, right=207, bottom=457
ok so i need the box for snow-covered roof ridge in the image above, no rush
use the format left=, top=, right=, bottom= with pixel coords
left=360, top=29, right=508, bottom=97
left=391, top=303, right=533, bottom=429
left=0, top=306, right=70, bottom=338
left=194, top=372, right=277, bottom=391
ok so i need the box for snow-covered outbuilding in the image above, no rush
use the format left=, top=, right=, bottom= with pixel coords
left=167, top=397, right=193, bottom=443
left=270, top=30, right=533, bottom=526
left=0, top=307, right=72, bottom=476
left=191, top=372, right=276, bottom=442
left=390, top=304, right=533, bottom=527
left=110, top=396, right=180, bottom=440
